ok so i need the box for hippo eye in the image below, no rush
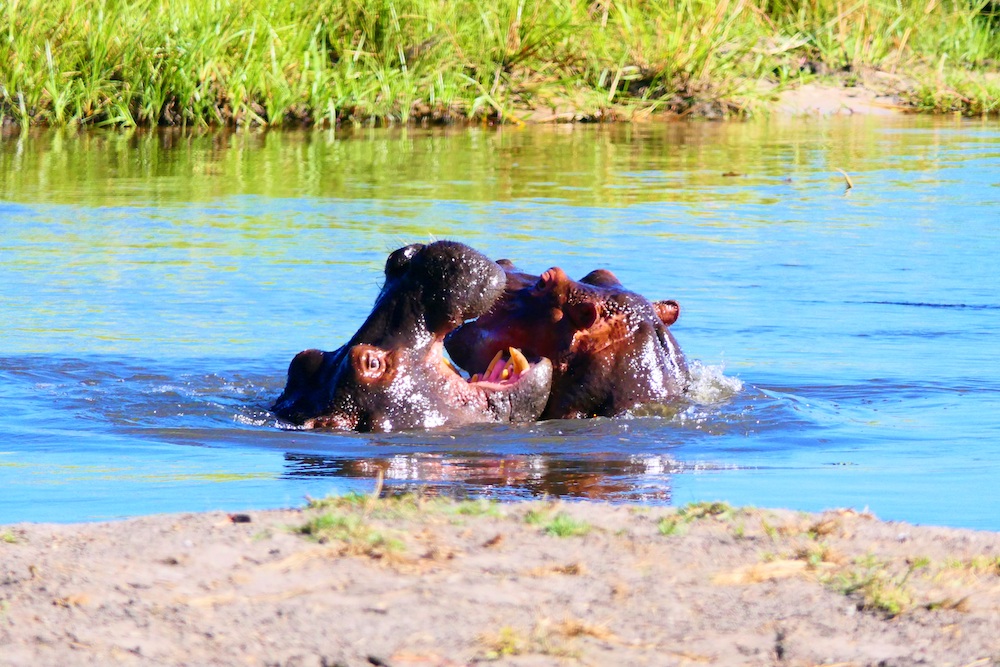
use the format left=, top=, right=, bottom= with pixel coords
left=352, top=344, right=388, bottom=382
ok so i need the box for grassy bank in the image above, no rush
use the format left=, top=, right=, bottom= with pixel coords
left=2, top=0, right=998, bottom=127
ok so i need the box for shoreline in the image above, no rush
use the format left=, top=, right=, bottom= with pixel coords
left=3, top=496, right=998, bottom=665
left=2, top=74, right=988, bottom=136
left=0, top=78, right=951, bottom=141
left=0, top=77, right=948, bottom=132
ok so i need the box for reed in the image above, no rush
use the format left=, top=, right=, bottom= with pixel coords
left=1, top=0, right=997, bottom=127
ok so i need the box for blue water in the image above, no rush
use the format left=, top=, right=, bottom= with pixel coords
left=2, top=118, right=999, bottom=529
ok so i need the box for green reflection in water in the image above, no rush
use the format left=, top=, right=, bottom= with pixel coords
left=1, top=116, right=989, bottom=208
left=7, top=461, right=276, bottom=485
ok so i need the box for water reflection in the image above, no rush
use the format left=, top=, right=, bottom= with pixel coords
left=4, top=117, right=997, bottom=208
left=283, top=451, right=694, bottom=502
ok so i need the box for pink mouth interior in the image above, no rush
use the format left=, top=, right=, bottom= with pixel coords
left=466, top=347, right=531, bottom=387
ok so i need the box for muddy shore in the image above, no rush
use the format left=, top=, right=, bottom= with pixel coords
left=2, top=496, right=998, bottom=666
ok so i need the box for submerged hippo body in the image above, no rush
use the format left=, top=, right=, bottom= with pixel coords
left=273, top=242, right=552, bottom=432
left=446, top=263, right=688, bottom=419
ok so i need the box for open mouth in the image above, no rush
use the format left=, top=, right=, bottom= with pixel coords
left=466, top=347, right=533, bottom=387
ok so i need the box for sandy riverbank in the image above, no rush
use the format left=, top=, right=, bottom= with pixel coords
left=2, top=496, right=998, bottom=666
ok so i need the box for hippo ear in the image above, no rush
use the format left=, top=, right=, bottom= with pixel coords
left=579, top=269, right=622, bottom=288
left=349, top=345, right=391, bottom=383
left=566, top=301, right=600, bottom=330
left=285, top=349, right=325, bottom=390
left=653, top=300, right=681, bottom=326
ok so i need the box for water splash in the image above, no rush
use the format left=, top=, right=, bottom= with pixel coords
left=686, top=361, right=744, bottom=405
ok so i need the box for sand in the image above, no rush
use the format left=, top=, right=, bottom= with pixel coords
left=2, top=496, right=999, bottom=666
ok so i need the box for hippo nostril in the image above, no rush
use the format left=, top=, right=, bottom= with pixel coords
left=384, top=243, right=424, bottom=280
left=537, top=267, right=566, bottom=291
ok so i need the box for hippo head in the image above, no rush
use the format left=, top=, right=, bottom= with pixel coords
left=272, top=241, right=552, bottom=432
left=445, top=263, right=688, bottom=419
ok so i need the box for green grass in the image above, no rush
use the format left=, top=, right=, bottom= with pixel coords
left=659, top=500, right=742, bottom=536
left=1, top=530, right=17, bottom=544
left=657, top=516, right=688, bottom=537
left=828, top=553, right=932, bottom=616
left=480, top=626, right=526, bottom=659
left=543, top=513, right=591, bottom=537
left=294, top=492, right=505, bottom=554
left=524, top=507, right=591, bottom=537
left=2, top=0, right=998, bottom=127
left=296, top=512, right=405, bottom=554
left=306, top=491, right=501, bottom=520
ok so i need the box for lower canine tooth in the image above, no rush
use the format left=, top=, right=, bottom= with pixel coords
left=509, top=347, right=530, bottom=374
left=484, top=349, right=505, bottom=381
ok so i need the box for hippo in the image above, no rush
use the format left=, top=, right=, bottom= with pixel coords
left=272, top=241, right=553, bottom=432
left=445, top=262, right=688, bottom=419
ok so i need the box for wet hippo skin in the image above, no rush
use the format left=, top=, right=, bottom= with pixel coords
left=446, top=262, right=689, bottom=419
left=272, top=241, right=553, bottom=432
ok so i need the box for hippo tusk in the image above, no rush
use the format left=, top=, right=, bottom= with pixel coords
left=485, top=349, right=506, bottom=383
left=469, top=347, right=532, bottom=385
left=509, top=347, right=530, bottom=375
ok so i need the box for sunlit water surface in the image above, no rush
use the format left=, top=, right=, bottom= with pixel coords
left=2, top=118, right=998, bottom=529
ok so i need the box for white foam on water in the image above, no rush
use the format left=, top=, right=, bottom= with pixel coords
left=685, top=360, right=743, bottom=406
left=233, top=413, right=272, bottom=427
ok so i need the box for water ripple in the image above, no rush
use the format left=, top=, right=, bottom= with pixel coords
left=863, top=300, right=1000, bottom=310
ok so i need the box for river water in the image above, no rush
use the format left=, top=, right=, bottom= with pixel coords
left=2, top=118, right=998, bottom=529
